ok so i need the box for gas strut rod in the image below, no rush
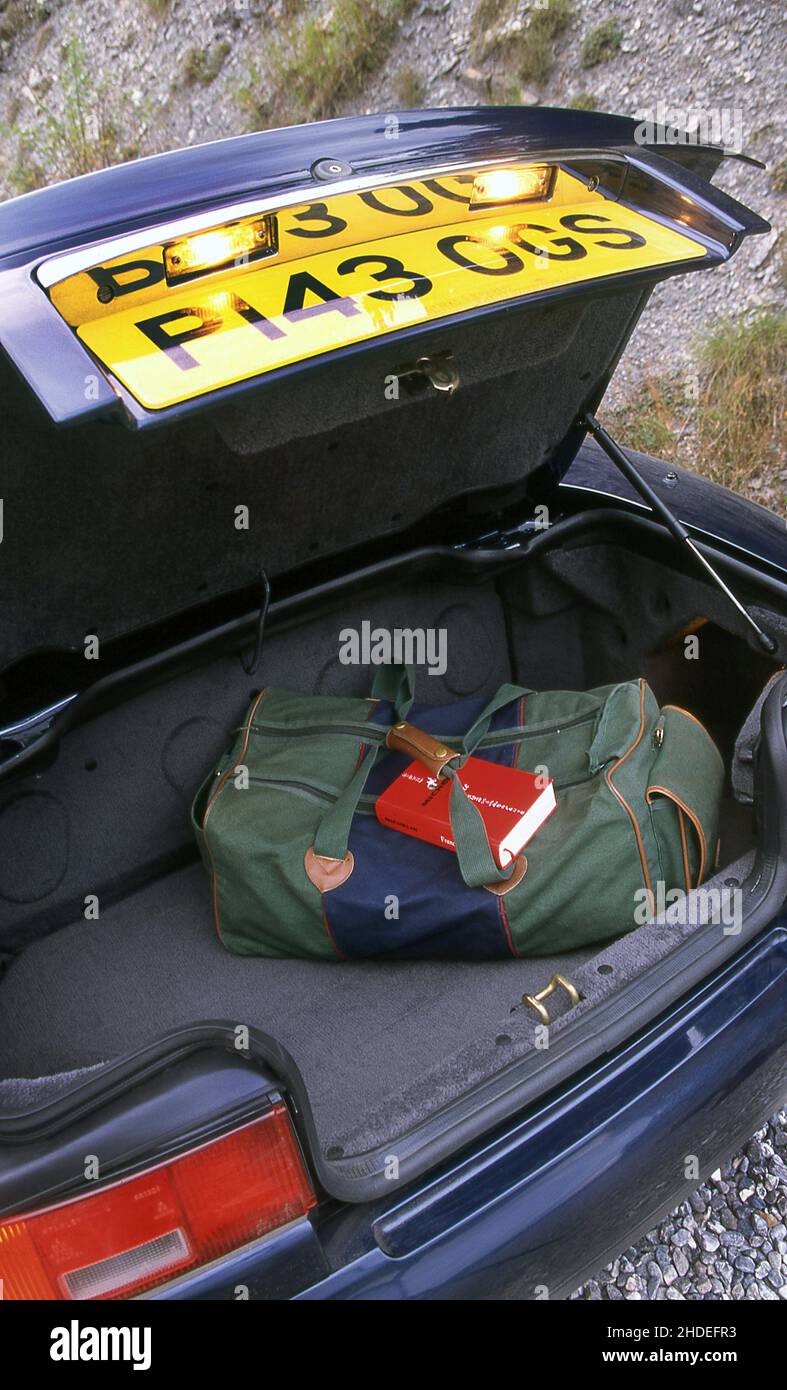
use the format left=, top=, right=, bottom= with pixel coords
left=582, top=413, right=777, bottom=655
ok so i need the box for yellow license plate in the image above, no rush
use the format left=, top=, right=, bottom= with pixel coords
left=48, top=169, right=707, bottom=411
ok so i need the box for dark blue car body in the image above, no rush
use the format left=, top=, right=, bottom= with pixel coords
left=0, top=108, right=784, bottom=1301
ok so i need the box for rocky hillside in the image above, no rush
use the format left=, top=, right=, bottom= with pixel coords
left=0, top=0, right=784, bottom=509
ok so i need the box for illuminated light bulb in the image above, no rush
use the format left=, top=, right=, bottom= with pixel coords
left=470, top=165, right=553, bottom=209
left=164, top=216, right=276, bottom=283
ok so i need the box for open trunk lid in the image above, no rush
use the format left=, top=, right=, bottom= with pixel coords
left=0, top=107, right=769, bottom=674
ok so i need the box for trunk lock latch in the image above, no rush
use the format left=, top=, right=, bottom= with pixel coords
left=522, top=973, right=581, bottom=1025
left=396, top=352, right=459, bottom=397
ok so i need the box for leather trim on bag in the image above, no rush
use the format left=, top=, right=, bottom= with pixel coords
left=304, top=847, right=355, bottom=892
left=483, top=854, right=527, bottom=896
left=201, top=688, right=269, bottom=942
left=385, top=721, right=460, bottom=778
left=646, top=784, right=707, bottom=887
left=496, top=893, right=518, bottom=957
left=661, top=703, right=723, bottom=761
left=678, top=806, right=691, bottom=893
left=605, top=679, right=652, bottom=895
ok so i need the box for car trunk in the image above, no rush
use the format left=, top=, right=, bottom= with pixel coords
left=0, top=508, right=784, bottom=1196
left=0, top=112, right=784, bottom=1200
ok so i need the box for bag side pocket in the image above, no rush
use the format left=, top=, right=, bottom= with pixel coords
left=646, top=705, right=725, bottom=889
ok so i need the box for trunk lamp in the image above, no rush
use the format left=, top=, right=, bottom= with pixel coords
left=470, top=164, right=554, bottom=209
left=164, top=214, right=277, bottom=284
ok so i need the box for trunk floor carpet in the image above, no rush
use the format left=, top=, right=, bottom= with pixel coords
left=0, top=863, right=594, bottom=1155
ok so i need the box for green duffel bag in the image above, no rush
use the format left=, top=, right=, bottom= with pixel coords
left=192, top=671, right=724, bottom=961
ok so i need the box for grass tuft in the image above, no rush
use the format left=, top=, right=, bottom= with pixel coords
left=531, top=0, right=573, bottom=41
left=569, top=91, right=597, bottom=110
left=183, top=39, right=231, bottom=86
left=608, top=310, right=787, bottom=514
left=470, top=0, right=517, bottom=60
left=519, top=1, right=573, bottom=83
left=518, top=28, right=555, bottom=83
left=4, top=129, right=47, bottom=193
left=471, top=0, right=573, bottom=85
left=393, top=64, right=425, bottom=108
left=0, top=0, right=59, bottom=44
left=6, top=34, right=141, bottom=192
left=694, top=309, right=786, bottom=502
left=241, top=0, right=414, bottom=129
left=580, top=18, right=622, bottom=69
left=608, top=378, right=683, bottom=460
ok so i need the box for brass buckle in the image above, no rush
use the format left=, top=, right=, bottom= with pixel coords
left=522, top=973, right=580, bottom=1025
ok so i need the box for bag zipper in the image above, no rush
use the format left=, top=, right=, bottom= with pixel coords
left=245, top=766, right=601, bottom=805
left=247, top=706, right=599, bottom=750
left=247, top=775, right=377, bottom=811
left=231, top=710, right=604, bottom=808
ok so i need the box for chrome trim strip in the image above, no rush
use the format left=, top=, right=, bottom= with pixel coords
left=36, top=149, right=626, bottom=288
left=0, top=693, right=77, bottom=740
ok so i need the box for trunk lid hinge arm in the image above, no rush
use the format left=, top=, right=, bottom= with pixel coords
left=582, top=413, right=777, bottom=655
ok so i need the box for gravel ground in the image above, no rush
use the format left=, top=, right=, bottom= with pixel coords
left=571, top=1112, right=787, bottom=1301
left=0, top=0, right=784, bottom=1300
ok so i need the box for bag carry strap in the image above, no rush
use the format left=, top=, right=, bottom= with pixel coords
left=313, top=744, right=379, bottom=864
left=461, top=682, right=530, bottom=754
left=442, top=681, right=533, bottom=886
left=370, top=663, right=416, bottom=718
left=313, top=664, right=415, bottom=864
left=314, top=670, right=532, bottom=889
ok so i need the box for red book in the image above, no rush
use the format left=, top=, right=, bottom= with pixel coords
left=375, top=756, right=556, bottom=867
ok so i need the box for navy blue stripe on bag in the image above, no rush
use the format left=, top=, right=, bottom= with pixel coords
left=324, top=695, right=523, bottom=959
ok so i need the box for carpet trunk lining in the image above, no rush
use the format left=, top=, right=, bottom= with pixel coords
left=0, top=536, right=778, bottom=1159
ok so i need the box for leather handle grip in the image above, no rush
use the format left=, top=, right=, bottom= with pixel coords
left=385, top=721, right=459, bottom=777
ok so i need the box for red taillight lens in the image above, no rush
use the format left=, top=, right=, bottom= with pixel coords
left=0, top=1103, right=315, bottom=1300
